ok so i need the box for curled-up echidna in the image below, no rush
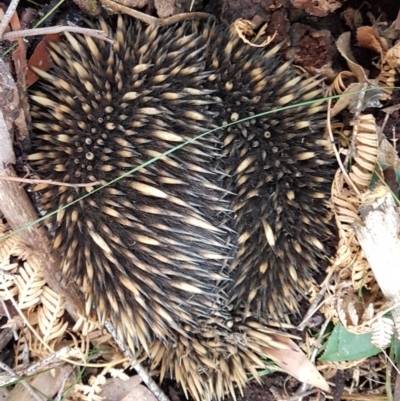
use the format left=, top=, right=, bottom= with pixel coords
left=28, top=14, right=335, bottom=401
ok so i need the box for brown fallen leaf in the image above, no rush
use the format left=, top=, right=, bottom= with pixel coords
left=122, top=384, right=158, bottom=401
left=100, top=375, right=157, bottom=401
left=5, top=366, right=72, bottom=401
left=356, top=26, right=387, bottom=56
left=26, top=34, right=62, bottom=88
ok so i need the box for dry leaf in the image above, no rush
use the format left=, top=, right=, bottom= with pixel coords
left=336, top=32, right=369, bottom=83
left=121, top=384, right=158, bottom=401
left=5, top=366, right=71, bottom=401
left=356, top=26, right=387, bottom=55
left=26, top=34, right=62, bottom=88
left=330, top=82, right=365, bottom=117
left=100, top=376, right=143, bottom=401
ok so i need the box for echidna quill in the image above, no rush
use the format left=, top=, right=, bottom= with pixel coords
left=28, top=14, right=335, bottom=401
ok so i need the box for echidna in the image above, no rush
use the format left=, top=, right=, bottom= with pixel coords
left=28, top=14, right=334, bottom=401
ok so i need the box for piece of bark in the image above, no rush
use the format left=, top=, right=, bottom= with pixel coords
left=353, top=193, right=400, bottom=326
left=0, top=167, right=84, bottom=322
left=0, top=61, right=84, bottom=322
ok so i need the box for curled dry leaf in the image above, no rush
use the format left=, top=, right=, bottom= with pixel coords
left=356, top=26, right=388, bottom=56
left=0, top=222, right=89, bottom=362
left=335, top=282, right=361, bottom=329
left=330, top=82, right=366, bottom=117
left=377, top=65, right=397, bottom=101
left=351, top=253, right=376, bottom=292
left=72, top=314, right=101, bottom=336
left=353, top=24, right=397, bottom=100
left=336, top=32, right=369, bottom=83
left=378, top=44, right=398, bottom=100
left=378, top=136, right=400, bottom=170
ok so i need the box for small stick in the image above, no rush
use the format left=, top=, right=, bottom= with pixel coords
left=3, top=25, right=114, bottom=43
left=100, top=0, right=213, bottom=26
left=0, top=361, right=45, bottom=401
left=105, top=321, right=171, bottom=401
left=0, top=0, right=19, bottom=38
left=0, top=175, right=101, bottom=187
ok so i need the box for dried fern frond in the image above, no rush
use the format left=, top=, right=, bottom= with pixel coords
left=0, top=224, right=23, bottom=300
left=0, top=221, right=69, bottom=360
left=351, top=252, right=377, bottom=292
left=370, top=317, right=394, bottom=348
left=37, top=286, right=68, bottom=342
left=329, top=112, right=381, bottom=329
left=14, top=327, right=30, bottom=369
left=376, top=64, right=396, bottom=101
left=329, top=176, right=388, bottom=331
left=72, top=315, right=101, bottom=337
left=348, top=114, right=378, bottom=191
left=15, top=260, right=45, bottom=309
left=331, top=170, right=361, bottom=275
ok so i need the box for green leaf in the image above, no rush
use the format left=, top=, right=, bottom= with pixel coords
left=320, top=323, right=382, bottom=362
left=392, top=336, right=400, bottom=365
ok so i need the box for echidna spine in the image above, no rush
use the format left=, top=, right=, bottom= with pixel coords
left=28, top=14, right=335, bottom=400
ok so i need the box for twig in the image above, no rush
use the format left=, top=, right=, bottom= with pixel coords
left=298, top=285, right=328, bottom=331
left=21, top=347, right=70, bottom=377
left=295, top=317, right=332, bottom=401
left=0, top=66, right=84, bottom=323
left=1, top=49, right=78, bottom=330
left=0, top=168, right=85, bottom=318
left=327, top=97, right=360, bottom=195
left=0, top=298, right=18, bottom=341
left=0, top=361, right=45, bottom=401
left=3, top=25, right=114, bottom=42
left=346, top=83, right=367, bottom=165
left=105, top=320, right=171, bottom=401
left=385, top=348, right=394, bottom=401
left=0, top=0, right=19, bottom=38
left=100, top=0, right=213, bottom=26
left=54, top=365, right=74, bottom=401
left=0, top=175, right=101, bottom=187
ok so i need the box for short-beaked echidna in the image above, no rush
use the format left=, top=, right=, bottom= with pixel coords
left=28, top=15, right=334, bottom=400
